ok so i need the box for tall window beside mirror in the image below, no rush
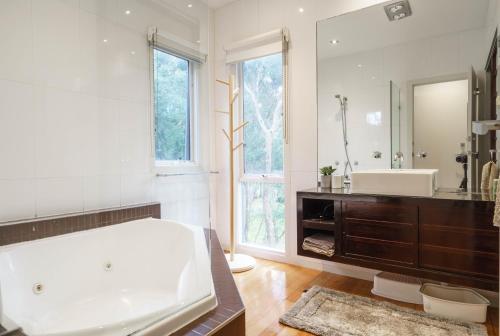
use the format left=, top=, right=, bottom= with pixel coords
left=239, top=54, right=285, bottom=251
left=225, top=28, right=290, bottom=253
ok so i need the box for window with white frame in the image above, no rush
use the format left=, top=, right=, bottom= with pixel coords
left=239, top=53, right=286, bottom=251
left=153, top=48, right=193, bottom=163
left=149, top=27, right=206, bottom=166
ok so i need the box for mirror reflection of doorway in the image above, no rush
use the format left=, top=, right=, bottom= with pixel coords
left=413, top=79, right=469, bottom=189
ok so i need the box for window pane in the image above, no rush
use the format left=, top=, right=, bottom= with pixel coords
left=154, top=49, right=190, bottom=161
left=241, top=181, right=285, bottom=250
left=243, top=53, right=283, bottom=175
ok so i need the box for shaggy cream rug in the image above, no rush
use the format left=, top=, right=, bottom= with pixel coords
left=280, top=286, right=488, bottom=336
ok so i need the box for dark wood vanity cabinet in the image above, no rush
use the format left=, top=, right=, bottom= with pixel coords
left=297, top=190, right=499, bottom=291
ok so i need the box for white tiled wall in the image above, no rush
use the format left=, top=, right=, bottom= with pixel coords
left=0, top=0, right=212, bottom=225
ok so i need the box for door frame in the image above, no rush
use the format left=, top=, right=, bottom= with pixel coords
left=407, top=73, right=468, bottom=174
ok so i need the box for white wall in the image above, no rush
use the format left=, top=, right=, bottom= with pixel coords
left=213, top=0, right=395, bottom=279
left=0, top=0, right=213, bottom=227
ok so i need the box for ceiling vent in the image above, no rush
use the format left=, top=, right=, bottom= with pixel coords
left=384, top=0, right=412, bottom=21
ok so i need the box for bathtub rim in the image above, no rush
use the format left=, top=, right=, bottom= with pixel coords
left=133, top=284, right=218, bottom=336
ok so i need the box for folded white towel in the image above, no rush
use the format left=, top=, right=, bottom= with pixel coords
left=302, top=233, right=335, bottom=257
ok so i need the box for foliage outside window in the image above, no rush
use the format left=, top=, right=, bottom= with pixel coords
left=153, top=48, right=192, bottom=162
left=240, top=53, right=285, bottom=251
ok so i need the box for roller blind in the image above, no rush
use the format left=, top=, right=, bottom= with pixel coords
left=225, top=28, right=290, bottom=64
left=226, top=28, right=291, bottom=144
left=148, top=27, right=207, bottom=64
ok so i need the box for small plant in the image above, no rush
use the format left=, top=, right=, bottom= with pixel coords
left=320, top=166, right=336, bottom=176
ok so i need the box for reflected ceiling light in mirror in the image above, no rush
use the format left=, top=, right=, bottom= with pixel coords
left=357, top=64, right=363, bottom=68
left=298, top=7, right=305, bottom=13
left=125, top=10, right=131, bottom=15
left=103, top=39, right=108, bottom=43
left=384, top=0, right=412, bottom=21
left=329, top=39, right=340, bottom=45
left=366, top=112, right=382, bottom=126
left=188, top=3, right=193, bottom=8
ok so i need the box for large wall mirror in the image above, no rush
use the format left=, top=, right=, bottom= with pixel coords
left=317, top=0, right=499, bottom=192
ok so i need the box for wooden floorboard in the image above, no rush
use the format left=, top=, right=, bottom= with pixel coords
left=233, top=259, right=499, bottom=336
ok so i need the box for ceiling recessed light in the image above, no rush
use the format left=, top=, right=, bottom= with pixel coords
left=384, top=1, right=412, bottom=21
left=187, top=3, right=193, bottom=8
left=103, top=39, right=108, bottom=43
left=329, top=39, right=340, bottom=45
left=371, top=76, right=376, bottom=80
left=357, top=64, right=363, bottom=68
left=125, top=10, right=131, bottom=15
left=298, top=7, right=304, bottom=13
left=131, top=51, right=136, bottom=55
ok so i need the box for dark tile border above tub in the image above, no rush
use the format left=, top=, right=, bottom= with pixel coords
left=0, top=203, right=161, bottom=246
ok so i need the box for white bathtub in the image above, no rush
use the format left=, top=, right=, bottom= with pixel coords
left=0, top=218, right=217, bottom=336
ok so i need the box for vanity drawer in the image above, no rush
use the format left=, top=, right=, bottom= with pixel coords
left=344, top=219, right=416, bottom=243
left=419, top=202, right=496, bottom=231
left=420, top=225, right=498, bottom=254
left=344, top=236, right=416, bottom=266
left=342, top=201, right=417, bottom=224
left=420, top=245, right=498, bottom=279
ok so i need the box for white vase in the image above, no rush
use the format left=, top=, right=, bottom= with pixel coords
left=320, top=175, right=332, bottom=189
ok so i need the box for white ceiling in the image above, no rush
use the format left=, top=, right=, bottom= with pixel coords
left=318, top=0, right=492, bottom=60
left=203, top=0, right=238, bottom=9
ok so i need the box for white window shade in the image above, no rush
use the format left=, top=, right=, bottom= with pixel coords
left=148, top=27, right=207, bottom=64
left=225, top=28, right=290, bottom=64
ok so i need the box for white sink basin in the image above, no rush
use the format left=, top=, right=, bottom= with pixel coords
left=350, top=169, right=439, bottom=197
